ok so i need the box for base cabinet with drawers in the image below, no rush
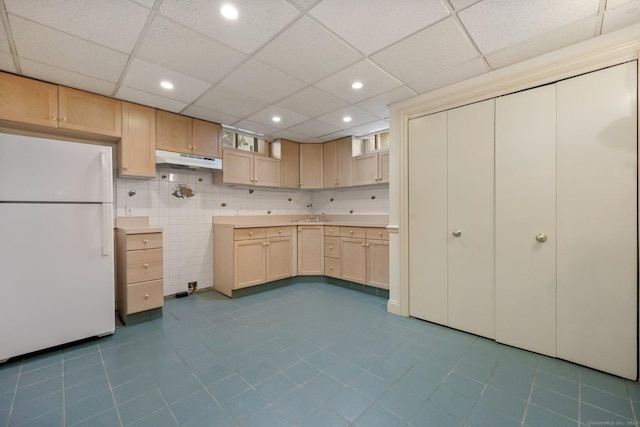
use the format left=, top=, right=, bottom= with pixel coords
left=116, top=229, right=164, bottom=324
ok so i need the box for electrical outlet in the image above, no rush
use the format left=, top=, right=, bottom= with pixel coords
left=125, top=206, right=133, bottom=216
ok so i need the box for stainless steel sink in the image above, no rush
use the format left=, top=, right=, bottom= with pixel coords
left=291, top=218, right=330, bottom=223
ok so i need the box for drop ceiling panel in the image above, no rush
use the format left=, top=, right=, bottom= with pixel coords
left=602, top=1, right=640, bottom=34
left=116, top=86, right=188, bottom=113
left=459, top=0, right=600, bottom=54
left=4, top=0, right=150, bottom=53
left=21, top=59, right=116, bottom=96
left=486, top=17, right=597, bottom=69
left=370, top=18, right=478, bottom=84
left=356, top=86, right=417, bottom=119
left=344, top=119, right=390, bottom=137
left=285, top=119, right=342, bottom=138
left=232, top=119, right=281, bottom=136
left=9, top=15, right=128, bottom=82
left=317, top=105, right=379, bottom=129
left=158, top=0, right=300, bottom=55
left=270, top=129, right=310, bottom=142
left=450, top=0, right=481, bottom=10
left=314, top=60, right=401, bottom=103
left=408, top=58, right=488, bottom=94
left=219, top=59, right=306, bottom=103
left=287, top=0, right=318, bottom=10
left=309, top=0, right=449, bottom=55
left=311, top=130, right=351, bottom=143
left=195, top=85, right=269, bottom=118
left=131, top=0, right=156, bottom=9
left=255, top=16, right=361, bottom=84
left=606, top=0, right=636, bottom=8
left=0, top=52, right=16, bottom=73
left=137, top=16, right=247, bottom=84
left=276, top=87, right=348, bottom=118
left=122, top=58, right=211, bottom=103
left=247, top=106, right=309, bottom=129
left=182, top=105, right=241, bottom=127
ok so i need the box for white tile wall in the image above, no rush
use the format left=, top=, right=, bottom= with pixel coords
left=115, top=169, right=389, bottom=296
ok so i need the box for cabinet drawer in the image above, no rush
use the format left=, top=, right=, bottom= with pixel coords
left=234, top=228, right=266, bottom=240
left=324, top=226, right=340, bottom=236
left=366, top=228, right=388, bottom=240
left=266, top=226, right=292, bottom=238
left=324, top=257, right=340, bottom=278
left=340, top=227, right=366, bottom=238
left=126, top=233, right=162, bottom=250
left=127, top=279, right=163, bottom=314
left=325, top=239, right=340, bottom=258
left=127, top=248, right=163, bottom=283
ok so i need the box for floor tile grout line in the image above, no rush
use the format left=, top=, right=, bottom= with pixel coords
left=5, top=360, right=22, bottom=427
left=100, top=344, right=125, bottom=427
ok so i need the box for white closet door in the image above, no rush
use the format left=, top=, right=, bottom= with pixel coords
left=447, top=100, right=496, bottom=339
left=556, top=62, right=638, bottom=380
left=496, top=85, right=557, bottom=357
left=408, top=112, right=448, bottom=325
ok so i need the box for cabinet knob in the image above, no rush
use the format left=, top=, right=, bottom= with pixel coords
left=329, top=245, right=333, bottom=249
left=143, top=239, right=149, bottom=244
left=254, top=179, right=258, bottom=183
left=266, top=242, right=270, bottom=246
left=60, top=117, right=66, bottom=121
left=452, top=229, right=462, bottom=237
left=143, top=263, right=149, bottom=269
left=349, top=230, right=353, bottom=234
left=122, top=166, right=128, bottom=171
left=50, top=116, right=57, bottom=121
left=329, top=266, right=333, bottom=270
left=249, top=231, right=253, bottom=236
left=378, top=232, right=382, bottom=236
left=278, top=229, right=282, bottom=233
left=263, top=242, right=267, bottom=246
left=535, top=233, right=547, bottom=243
left=144, top=294, right=149, bottom=300
left=187, top=145, right=192, bottom=149
left=194, top=146, right=198, bottom=150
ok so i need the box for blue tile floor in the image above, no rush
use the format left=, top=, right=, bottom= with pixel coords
left=2, top=281, right=640, bottom=426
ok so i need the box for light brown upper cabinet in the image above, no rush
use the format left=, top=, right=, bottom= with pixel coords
left=323, top=136, right=353, bottom=188
left=216, top=149, right=280, bottom=187
left=156, top=110, right=221, bottom=158
left=352, top=150, right=389, bottom=186
left=120, top=102, right=156, bottom=178
left=58, top=87, right=121, bottom=137
left=299, top=143, right=323, bottom=189
left=271, top=139, right=300, bottom=189
left=0, top=72, right=121, bottom=138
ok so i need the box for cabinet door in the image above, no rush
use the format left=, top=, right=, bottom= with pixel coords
left=266, top=236, right=293, bottom=282
left=299, top=144, right=324, bottom=189
left=297, top=226, right=324, bottom=275
left=222, top=149, right=254, bottom=185
left=378, top=151, right=389, bottom=184
left=341, top=238, right=367, bottom=284
left=323, top=140, right=338, bottom=188
left=156, top=110, right=192, bottom=153
left=233, top=239, right=266, bottom=288
left=408, top=112, right=448, bottom=325
left=447, top=99, right=495, bottom=339
left=192, top=119, right=221, bottom=158
left=336, top=137, right=353, bottom=187
left=367, top=239, right=389, bottom=289
left=556, top=63, right=637, bottom=379
left=0, top=72, right=58, bottom=128
left=254, top=156, right=280, bottom=187
left=120, top=102, right=156, bottom=178
left=58, top=86, right=122, bottom=137
left=496, top=84, right=557, bottom=357
left=352, top=153, right=378, bottom=186
left=280, top=139, right=300, bottom=188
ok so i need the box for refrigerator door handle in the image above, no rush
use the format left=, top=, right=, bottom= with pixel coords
left=102, top=204, right=110, bottom=256
left=101, top=151, right=110, bottom=202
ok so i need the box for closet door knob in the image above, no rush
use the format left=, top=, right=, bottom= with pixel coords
left=452, top=229, right=462, bottom=237
left=535, top=233, right=547, bottom=243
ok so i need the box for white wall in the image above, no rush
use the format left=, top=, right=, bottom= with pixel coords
left=115, top=168, right=389, bottom=295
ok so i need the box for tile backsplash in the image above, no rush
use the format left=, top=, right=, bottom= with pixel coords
left=115, top=168, right=389, bottom=296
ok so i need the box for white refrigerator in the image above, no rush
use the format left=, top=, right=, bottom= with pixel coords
left=0, top=133, right=115, bottom=362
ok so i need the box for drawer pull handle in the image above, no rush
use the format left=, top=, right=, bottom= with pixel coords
left=144, top=294, right=149, bottom=300
left=143, top=263, right=149, bottom=269
left=143, top=239, right=149, bottom=244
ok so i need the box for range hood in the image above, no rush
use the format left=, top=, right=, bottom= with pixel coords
left=156, top=150, right=222, bottom=170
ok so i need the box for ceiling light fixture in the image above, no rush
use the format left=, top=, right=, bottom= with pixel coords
left=272, top=116, right=281, bottom=123
left=160, top=81, right=173, bottom=89
left=343, top=116, right=352, bottom=122
left=221, top=4, right=238, bottom=20
left=351, top=81, right=363, bottom=89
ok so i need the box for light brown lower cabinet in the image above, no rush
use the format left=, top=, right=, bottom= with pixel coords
left=297, top=225, right=324, bottom=275
left=116, top=230, right=164, bottom=324
left=339, top=227, right=389, bottom=289
left=214, top=226, right=294, bottom=297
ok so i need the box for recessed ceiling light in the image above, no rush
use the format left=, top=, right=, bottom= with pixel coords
left=160, top=81, right=173, bottom=89
left=343, top=116, right=352, bottom=122
left=221, top=4, right=238, bottom=20
left=272, top=116, right=281, bottom=123
left=351, top=81, right=363, bottom=89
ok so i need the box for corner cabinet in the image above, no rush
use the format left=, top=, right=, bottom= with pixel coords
left=299, top=144, right=324, bottom=189
left=120, top=102, right=156, bottom=178
left=323, top=137, right=353, bottom=188
left=297, top=225, right=324, bottom=275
